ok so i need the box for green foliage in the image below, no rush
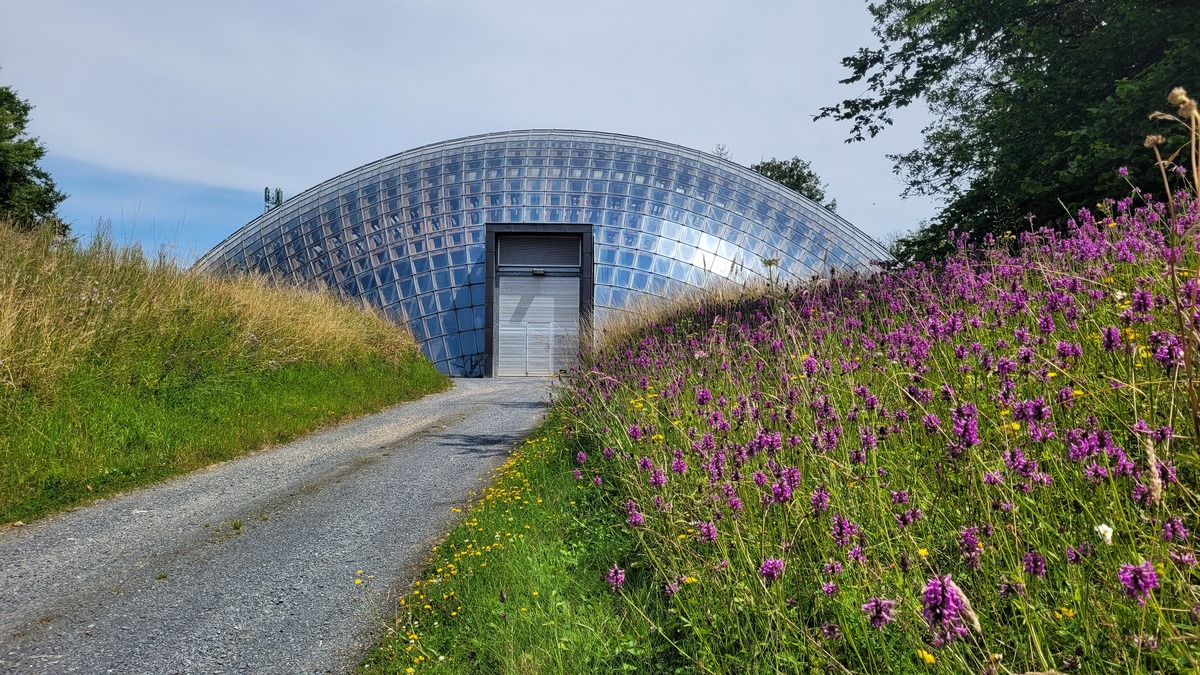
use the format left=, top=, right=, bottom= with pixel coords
left=0, top=83, right=66, bottom=233
left=817, top=0, right=1199, bottom=260
left=749, top=156, right=837, bottom=213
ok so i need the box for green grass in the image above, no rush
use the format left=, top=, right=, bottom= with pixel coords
left=2, top=344, right=447, bottom=524
left=361, top=419, right=683, bottom=674
left=0, top=220, right=448, bottom=522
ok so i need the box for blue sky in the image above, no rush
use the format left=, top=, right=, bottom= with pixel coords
left=42, top=155, right=261, bottom=260
left=2, top=0, right=938, bottom=264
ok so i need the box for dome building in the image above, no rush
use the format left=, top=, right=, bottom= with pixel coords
left=195, top=130, right=888, bottom=376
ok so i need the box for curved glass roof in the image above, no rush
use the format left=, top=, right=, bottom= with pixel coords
left=195, top=130, right=889, bottom=375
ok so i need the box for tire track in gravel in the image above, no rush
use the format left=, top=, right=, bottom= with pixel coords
left=0, top=377, right=550, bottom=674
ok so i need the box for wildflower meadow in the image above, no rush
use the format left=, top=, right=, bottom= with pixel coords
left=555, top=98, right=1200, bottom=673
left=371, top=90, right=1199, bottom=673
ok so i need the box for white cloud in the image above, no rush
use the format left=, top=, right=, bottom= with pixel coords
left=1, top=0, right=938, bottom=240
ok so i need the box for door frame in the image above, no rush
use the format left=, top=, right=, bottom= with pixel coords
left=484, top=223, right=594, bottom=377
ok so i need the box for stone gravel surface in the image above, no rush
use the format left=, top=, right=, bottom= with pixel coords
left=0, top=378, right=551, bottom=674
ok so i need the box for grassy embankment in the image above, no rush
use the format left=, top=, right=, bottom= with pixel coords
left=0, top=221, right=447, bottom=523
left=365, top=91, right=1200, bottom=674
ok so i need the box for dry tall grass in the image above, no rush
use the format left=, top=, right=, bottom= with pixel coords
left=2, top=218, right=445, bottom=522
left=586, top=274, right=810, bottom=355
left=0, top=219, right=420, bottom=398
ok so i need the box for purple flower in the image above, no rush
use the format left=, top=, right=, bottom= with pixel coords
left=575, top=451, right=587, bottom=465
left=893, top=507, right=922, bottom=529
left=820, top=621, right=842, bottom=641
left=638, top=456, right=654, bottom=471
left=810, top=484, right=830, bottom=513
left=628, top=424, right=643, bottom=441
left=922, top=574, right=973, bottom=646
left=1021, top=397, right=1051, bottom=421
left=671, top=448, right=688, bottom=473
left=830, top=513, right=860, bottom=548
left=759, top=557, right=785, bottom=583
left=861, top=597, right=897, bottom=630
left=1163, top=517, right=1189, bottom=542
left=1101, top=326, right=1122, bottom=352
left=1118, top=561, right=1159, bottom=606
left=592, top=475, right=602, bottom=486
left=1170, top=550, right=1197, bottom=567
left=573, top=468, right=583, bottom=480
left=823, top=560, right=843, bottom=576
left=1084, top=461, right=1109, bottom=482
left=649, top=469, right=667, bottom=488
left=625, top=500, right=644, bottom=527
left=1003, top=447, right=1038, bottom=477
left=1066, top=542, right=1092, bottom=564
left=822, top=581, right=839, bottom=596
left=607, top=566, right=625, bottom=591
left=959, top=527, right=982, bottom=570
left=1149, top=331, right=1184, bottom=368
left=1024, top=550, right=1046, bottom=577
left=951, top=403, right=981, bottom=447
left=697, top=521, right=718, bottom=543
left=695, top=387, right=713, bottom=405
left=771, top=481, right=793, bottom=503
left=1056, top=341, right=1083, bottom=360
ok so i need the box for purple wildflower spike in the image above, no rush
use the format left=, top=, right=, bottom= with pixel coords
left=1118, top=561, right=1159, bottom=605
left=861, top=597, right=897, bottom=630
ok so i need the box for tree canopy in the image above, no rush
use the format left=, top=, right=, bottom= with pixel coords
left=817, top=0, right=1199, bottom=260
left=750, top=156, right=838, bottom=213
left=1, top=83, right=66, bottom=232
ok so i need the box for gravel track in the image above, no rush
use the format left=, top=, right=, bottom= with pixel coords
left=0, top=378, right=551, bottom=674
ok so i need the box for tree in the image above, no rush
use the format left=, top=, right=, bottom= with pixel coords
left=1, top=83, right=67, bottom=232
left=817, top=0, right=1199, bottom=260
left=750, top=156, right=838, bottom=213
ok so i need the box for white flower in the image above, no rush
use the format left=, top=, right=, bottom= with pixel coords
left=1095, top=523, right=1114, bottom=545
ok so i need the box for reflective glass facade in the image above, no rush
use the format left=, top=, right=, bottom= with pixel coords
left=195, top=130, right=890, bottom=376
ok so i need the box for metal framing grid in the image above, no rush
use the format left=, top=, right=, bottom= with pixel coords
left=193, top=130, right=890, bottom=377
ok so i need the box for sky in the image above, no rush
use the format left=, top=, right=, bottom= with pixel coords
left=1, top=0, right=937, bottom=264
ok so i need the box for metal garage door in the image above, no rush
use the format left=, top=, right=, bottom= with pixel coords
left=496, top=276, right=580, bottom=376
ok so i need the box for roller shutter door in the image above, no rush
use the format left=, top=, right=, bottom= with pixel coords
left=496, top=276, right=580, bottom=376
left=498, top=235, right=581, bottom=267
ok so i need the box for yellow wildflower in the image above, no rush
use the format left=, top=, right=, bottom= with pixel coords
left=917, top=648, right=936, bottom=665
